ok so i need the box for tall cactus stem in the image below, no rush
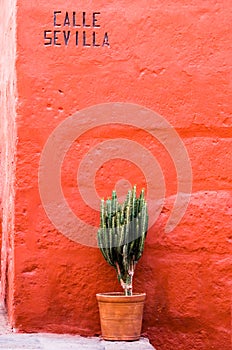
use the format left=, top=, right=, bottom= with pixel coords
left=98, top=186, right=148, bottom=295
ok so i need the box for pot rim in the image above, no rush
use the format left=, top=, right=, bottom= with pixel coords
left=96, top=292, right=146, bottom=297
left=96, top=292, right=146, bottom=302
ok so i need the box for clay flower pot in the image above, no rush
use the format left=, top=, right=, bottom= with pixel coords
left=96, top=292, right=146, bottom=341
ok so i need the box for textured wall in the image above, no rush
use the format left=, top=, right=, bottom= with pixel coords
left=5, top=1, right=232, bottom=349
left=0, top=0, right=17, bottom=319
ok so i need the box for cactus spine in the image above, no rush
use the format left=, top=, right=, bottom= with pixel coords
left=97, top=185, right=148, bottom=296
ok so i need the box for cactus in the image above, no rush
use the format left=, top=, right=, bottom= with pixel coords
left=97, top=185, right=148, bottom=296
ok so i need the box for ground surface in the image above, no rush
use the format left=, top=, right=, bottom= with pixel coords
left=0, top=305, right=155, bottom=349
left=0, top=334, right=155, bottom=350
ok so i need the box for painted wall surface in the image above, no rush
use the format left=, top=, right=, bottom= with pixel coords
left=0, top=0, right=17, bottom=316
left=2, top=0, right=232, bottom=349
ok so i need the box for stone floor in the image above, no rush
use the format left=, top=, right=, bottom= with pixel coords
left=0, top=305, right=155, bottom=350
left=0, top=334, right=155, bottom=350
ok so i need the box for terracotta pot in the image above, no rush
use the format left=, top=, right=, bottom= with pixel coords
left=96, top=292, right=146, bottom=341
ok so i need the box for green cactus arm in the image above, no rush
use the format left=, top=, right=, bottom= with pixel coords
left=100, top=199, right=105, bottom=228
left=116, top=211, right=120, bottom=236
left=111, top=190, right=117, bottom=214
left=118, top=223, right=124, bottom=248
left=134, top=203, right=148, bottom=261
left=97, top=228, right=114, bottom=266
left=135, top=233, right=146, bottom=262
left=125, top=205, right=130, bottom=241
left=132, top=185, right=136, bottom=218
left=108, top=227, right=115, bottom=262
left=138, top=189, right=145, bottom=213
left=106, top=199, right=112, bottom=227
left=141, top=202, right=148, bottom=235
left=120, top=203, right=125, bottom=225
left=103, top=227, right=115, bottom=266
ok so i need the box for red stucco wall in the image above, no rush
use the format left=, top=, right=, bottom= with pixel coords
left=2, top=1, right=232, bottom=349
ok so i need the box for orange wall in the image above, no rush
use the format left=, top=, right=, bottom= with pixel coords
left=3, top=1, right=232, bottom=349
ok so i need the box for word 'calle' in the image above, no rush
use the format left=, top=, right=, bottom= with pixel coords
left=44, top=11, right=110, bottom=47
